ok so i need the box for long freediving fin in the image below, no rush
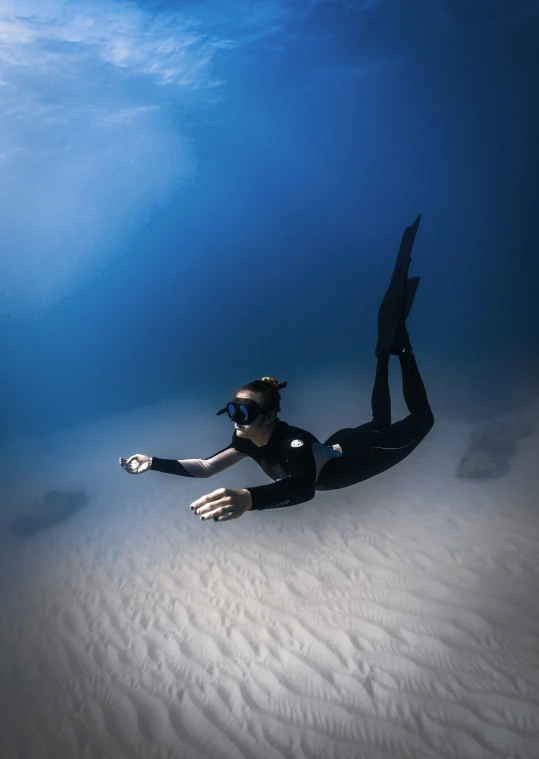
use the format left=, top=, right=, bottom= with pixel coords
left=403, top=276, right=420, bottom=321
left=375, top=215, right=422, bottom=357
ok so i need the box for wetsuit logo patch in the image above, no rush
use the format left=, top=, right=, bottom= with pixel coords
left=291, top=439, right=304, bottom=448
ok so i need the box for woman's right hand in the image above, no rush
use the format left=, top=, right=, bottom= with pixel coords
left=119, top=454, right=152, bottom=474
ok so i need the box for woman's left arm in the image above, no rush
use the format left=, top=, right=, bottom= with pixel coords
left=247, top=443, right=318, bottom=511
left=247, top=477, right=316, bottom=511
left=193, top=438, right=318, bottom=520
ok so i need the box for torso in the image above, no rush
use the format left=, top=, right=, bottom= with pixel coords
left=231, top=418, right=343, bottom=487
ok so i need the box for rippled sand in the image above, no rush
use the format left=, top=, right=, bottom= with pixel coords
left=1, top=386, right=538, bottom=759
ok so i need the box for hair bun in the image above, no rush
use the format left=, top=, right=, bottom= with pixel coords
left=261, top=377, right=287, bottom=391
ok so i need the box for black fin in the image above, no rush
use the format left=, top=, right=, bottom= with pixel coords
left=403, top=276, right=420, bottom=321
left=375, top=216, right=422, bottom=357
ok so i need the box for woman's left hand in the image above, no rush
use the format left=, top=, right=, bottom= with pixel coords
left=190, top=487, right=252, bottom=522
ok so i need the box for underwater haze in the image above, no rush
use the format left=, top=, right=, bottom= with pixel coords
left=1, top=0, right=538, bottom=439
left=1, top=2, right=539, bottom=759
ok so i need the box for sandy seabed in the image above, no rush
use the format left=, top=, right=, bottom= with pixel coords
left=1, top=378, right=538, bottom=759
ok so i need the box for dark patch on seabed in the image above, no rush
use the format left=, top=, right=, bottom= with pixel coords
left=457, top=417, right=535, bottom=480
left=10, top=489, right=89, bottom=536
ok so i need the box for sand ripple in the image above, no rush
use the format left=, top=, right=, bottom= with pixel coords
left=1, top=418, right=539, bottom=759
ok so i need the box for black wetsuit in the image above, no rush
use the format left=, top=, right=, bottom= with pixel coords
left=151, top=346, right=434, bottom=511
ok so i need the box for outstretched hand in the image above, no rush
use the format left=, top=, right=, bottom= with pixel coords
left=191, top=487, right=252, bottom=523
left=120, top=454, right=152, bottom=474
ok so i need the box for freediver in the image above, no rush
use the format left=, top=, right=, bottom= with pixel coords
left=120, top=215, right=434, bottom=522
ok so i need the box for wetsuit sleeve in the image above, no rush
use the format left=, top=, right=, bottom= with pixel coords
left=247, top=444, right=317, bottom=511
left=151, top=445, right=248, bottom=478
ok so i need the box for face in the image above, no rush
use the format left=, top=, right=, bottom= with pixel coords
left=232, top=390, right=276, bottom=439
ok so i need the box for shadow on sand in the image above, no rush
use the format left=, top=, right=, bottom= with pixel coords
left=10, top=489, right=89, bottom=536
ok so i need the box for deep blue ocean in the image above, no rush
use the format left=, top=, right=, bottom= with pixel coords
left=1, top=0, right=537, bottom=444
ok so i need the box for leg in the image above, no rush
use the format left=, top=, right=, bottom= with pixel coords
left=327, top=350, right=395, bottom=447
left=370, top=334, right=432, bottom=432
left=320, top=405, right=433, bottom=490
left=369, top=334, right=434, bottom=451
left=323, top=341, right=434, bottom=471
left=397, top=334, right=431, bottom=417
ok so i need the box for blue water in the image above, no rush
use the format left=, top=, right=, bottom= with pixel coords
left=0, top=0, right=538, bottom=441
left=1, top=6, right=539, bottom=758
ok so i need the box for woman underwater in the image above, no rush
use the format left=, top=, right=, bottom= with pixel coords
left=120, top=215, right=434, bottom=522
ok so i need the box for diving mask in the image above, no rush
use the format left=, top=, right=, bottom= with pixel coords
left=216, top=398, right=275, bottom=425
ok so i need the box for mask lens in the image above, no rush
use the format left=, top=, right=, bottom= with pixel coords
left=227, top=402, right=253, bottom=424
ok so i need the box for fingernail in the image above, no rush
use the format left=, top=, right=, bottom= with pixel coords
left=201, top=516, right=205, bottom=521
left=213, top=516, right=218, bottom=522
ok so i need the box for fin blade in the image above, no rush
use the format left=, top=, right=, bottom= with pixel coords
left=403, top=276, right=420, bottom=321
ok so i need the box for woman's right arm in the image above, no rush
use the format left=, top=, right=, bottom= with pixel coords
left=120, top=446, right=247, bottom=477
